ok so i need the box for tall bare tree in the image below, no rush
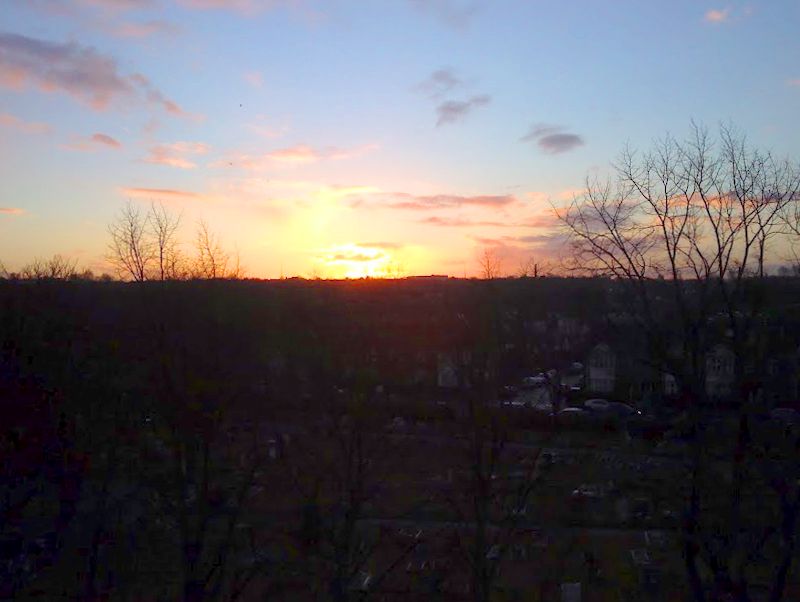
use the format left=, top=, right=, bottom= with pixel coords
left=108, top=201, right=154, bottom=282
left=477, top=247, right=503, bottom=280
left=557, top=123, right=800, bottom=601
left=150, top=202, right=184, bottom=281
left=445, top=395, right=541, bottom=602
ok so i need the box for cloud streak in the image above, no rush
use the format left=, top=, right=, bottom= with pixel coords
left=436, top=94, right=490, bottom=126
left=120, top=187, right=205, bottom=201
left=520, top=123, right=585, bottom=154
left=176, top=0, right=291, bottom=15
left=386, top=192, right=515, bottom=210
left=0, top=207, right=25, bottom=215
left=81, top=0, right=157, bottom=10
left=418, top=211, right=558, bottom=229
left=144, top=141, right=210, bottom=169
left=0, top=112, right=51, bottom=135
left=218, top=143, right=378, bottom=170
left=0, top=32, right=184, bottom=114
left=112, top=20, right=178, bottom=38
left=65, top=132, right=122, bottom=151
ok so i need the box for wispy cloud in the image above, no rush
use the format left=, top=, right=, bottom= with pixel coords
left=419, top=211, right=558, bottom=229
left=0, top=32, right=185, bottom=114
left=267, top=144, right=321, bottom=164
left=119, top=187, right=205, bottom=201
left=520, top=123, right=585, bottom=154
left=419, top=216, right=511, bottom=227
left=65, top=132, right=122, bottom=151
left=81, top=0, right=157, bottom=10
left=704, top=7, right=730, bottom=23
left=247, top=121, right=289, bottom=139
left=0, top=112, right=51, bottom=135
left=112, top=19, right=178, bottom=38
left=787, top=78, right=800, bottom=87
left=387, top=192, right=515, bottom=210
left=217, top=143, right=378, bottom=170
left=144, top=141, right=210, bottom=169
left=416, top=68, right=462, bottom=98
left=435, top=94, right=490, bottom=126
left=176, top=0, right=290, bottom=14
left=469, top=231, right=569, bottom=264
left=0, top=207, right=25, bottom=215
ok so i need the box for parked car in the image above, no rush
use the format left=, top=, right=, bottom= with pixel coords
left=584, top=398, right=610, bottom=412
left=770, top=407, right=800, bottom=424
left=557, top=407, right=589, bottom=425
left=607, top=402, right=642, bottom=417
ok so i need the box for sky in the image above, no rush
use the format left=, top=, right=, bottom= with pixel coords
left=1, top=0, right=799, bottom=278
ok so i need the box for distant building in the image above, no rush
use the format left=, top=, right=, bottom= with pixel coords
left=586, top=343, right=616, bottom=394
left=705, top=344, right=735, bottom=400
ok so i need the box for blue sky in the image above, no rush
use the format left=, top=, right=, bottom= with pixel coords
left=1, top=0, right=799, bottom=277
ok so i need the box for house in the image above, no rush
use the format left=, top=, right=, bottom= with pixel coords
left=586, top=343, right=616, bottom=394
left=705, top=344, right=735, bottom=400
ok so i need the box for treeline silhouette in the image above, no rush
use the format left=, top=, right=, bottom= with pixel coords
left=3, top=123, right=800, bottom=601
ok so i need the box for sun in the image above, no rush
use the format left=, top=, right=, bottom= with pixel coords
left=316, top=243, right=392, bottom=279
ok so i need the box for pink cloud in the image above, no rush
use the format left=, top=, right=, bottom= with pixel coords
left=788, top=78, right=800, bottom=87
left=144, top=141, right=210, bottom=169
left=0, top=207, right=25, bottom=215
left=92, top=132, right=121, bottom=147
left=0, top=112, right=51, bottom=135
left=388, top=193, right=517, bottom=210
left=243, top=70, right=264, bottom=88
left=120, top=187, right=205, bottom=201
left=418, top=211, right=557, bottom=229
left=267, top=144, right=319, bottom=164
left=420, top=216, right=512, bottom=227
left=0, top=32, right=184, bottom=114
left=704, top=7, right=730, bottom=23
left=65, top=132, right=122, bottom=151
left=81, top=0, right=157, bottom=9
left=217, top=143, right=378, bottom=170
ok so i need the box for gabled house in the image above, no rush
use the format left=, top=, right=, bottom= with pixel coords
left=586, top=343, right=616, bottom=394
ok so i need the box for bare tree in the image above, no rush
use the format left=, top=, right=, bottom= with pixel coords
left=149, top=202, right=184, bottom=281
left=557, top=123, right=800, bottom=601
left=192, top=220, right=243, bottom=280
left=446, top=396, right=541, bottom=602
left=280, top=385, right=420, bottom=602
left=19, top=254, right=78, bottom=280
left=516, top=255, right=555, bottom=278
left=477, top=247, right=503, bottom=280
left=108, top=201, right=154, bottom=282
